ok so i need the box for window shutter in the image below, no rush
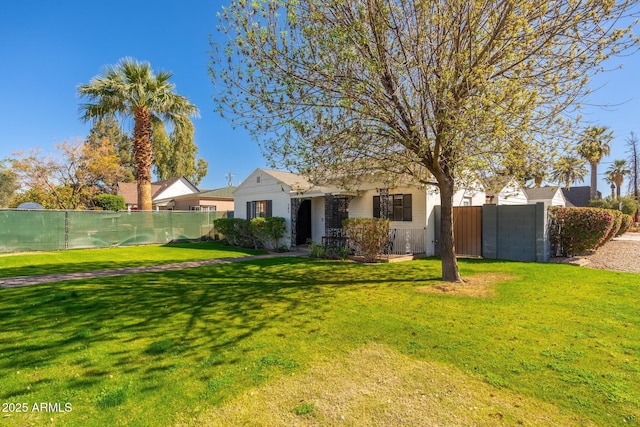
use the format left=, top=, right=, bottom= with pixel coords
left=373, top=196, right=380, bottom=218
left=403, top=194, right=412, bottom=221
left=246, top=201, right=252, bottom=219
left=266, top=200, right=272, bottom=217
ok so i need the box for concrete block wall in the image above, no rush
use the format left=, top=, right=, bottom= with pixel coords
left=483, top=203, right=549, bottom=262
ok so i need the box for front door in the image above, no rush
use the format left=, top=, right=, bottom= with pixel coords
left=296, top=199, right=312, bottom=244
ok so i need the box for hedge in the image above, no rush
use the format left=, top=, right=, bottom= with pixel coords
left=601, top=210, right=623, bottom=247
left=213, top=218, right=254, bottom=248
left=214, top=217, right=287, bottom=250
left=549, top=207, right=615, bottom=256
left=250, top=217, right=286, bottom=249
left=618, top=214, right=634, bottom=236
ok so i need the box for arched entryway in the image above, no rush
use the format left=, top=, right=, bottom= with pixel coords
left=296, top=199, right=312, bottom=245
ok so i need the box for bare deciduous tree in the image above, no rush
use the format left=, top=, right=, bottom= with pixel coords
left=211, top=0, right=638, bottom=281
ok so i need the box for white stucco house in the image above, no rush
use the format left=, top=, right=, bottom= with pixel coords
left=117, top=177, right=200, bottom=211
left=233, top=168, right=485, bottom=256
left=484, top=178, right=529, bottom=205
left=117, top=177, right=235, bottom=212
left=524, top=187, right=567, bottom=207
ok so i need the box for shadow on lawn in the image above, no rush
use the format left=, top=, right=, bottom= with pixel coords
left=0, top=241, right=265, bottom=279
left=0, top=257, right=441, bottom=393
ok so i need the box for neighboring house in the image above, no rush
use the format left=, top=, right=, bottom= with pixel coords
left=154, top=187, right=235, bottom=212
left=524, top=187, right=567, bottom=207
left=117, top=177, right=200, bottom=210
left=484, top=178, right=528, bottom=205
left=233, top=168, right=485, bottom=255
left=561, top=186, right=601, bottom=207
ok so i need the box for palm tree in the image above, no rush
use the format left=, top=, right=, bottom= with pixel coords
left=577, top=126, right=613, bottom=200
left=78, top=58, right=199, bottom=211
left=606, top=159, right=631, bottom=199
left=604, top=174, right=616, bottom=199
left=550, top=155, right=588, bottom=189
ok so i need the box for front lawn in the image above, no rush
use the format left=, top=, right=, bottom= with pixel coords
left=0, top=257, right=638, bottom=426
left=0, top=241, right=266, bottom=278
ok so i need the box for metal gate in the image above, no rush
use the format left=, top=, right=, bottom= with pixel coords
left=453, top=206, right=482, bottom=257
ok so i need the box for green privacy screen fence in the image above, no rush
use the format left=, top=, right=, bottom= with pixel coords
left=0, top=210, right=230, bottom=253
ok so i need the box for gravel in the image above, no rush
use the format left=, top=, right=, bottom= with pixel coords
left=577, top=233, right=640, bottom=274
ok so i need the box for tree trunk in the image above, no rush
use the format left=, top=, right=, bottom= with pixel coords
left=438, top=178, right=462, bottom=283
left=590, top=161, right=598, bottom=200
left=615, top=176, right=623, bottom=199
left=133, top=108, right=154, bottom=211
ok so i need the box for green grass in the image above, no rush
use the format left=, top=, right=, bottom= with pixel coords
left=0, top=241, right=266, bottom=278
left=0, top=256, right=638, bottom=426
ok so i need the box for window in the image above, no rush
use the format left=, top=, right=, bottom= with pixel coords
left=192, top=206, right=216, bottom=212
left=325, top=196, right=349, bottom=229
left=247, top=200, right=272, bottom=219
left=462, top=196, right=473, bottom=207
left=373, top=194, right=412, bottom=221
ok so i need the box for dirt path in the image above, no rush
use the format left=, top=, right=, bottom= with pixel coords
left=0, top=251, right=307, bottom=289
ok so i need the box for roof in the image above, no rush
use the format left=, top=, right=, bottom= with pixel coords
left=561, top=186, right=600, bottom=207
left=238, top=167, right=438, bottom=198
left=198, top=186, right=237, bottom=198
left=524, top=187, right=561, bottom=200
left=116, top=177, right=200, bottom=206
left=159, top=187, right=236, bottom=202
left=117, top=182, right=139, bottom=205
left=151, top=177, right=183, bottom=194
left=260, top=169, right=314, bottom=191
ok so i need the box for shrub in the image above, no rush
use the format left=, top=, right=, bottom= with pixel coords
left=343, top=217, right=390, bottom=263
left=307, top=240, right=326, bottom=259
left=588, top=196, right=640, bottom=216
left=213, top=218, right=254, bottom=248
left=214, top=217, right=287, bottom=249
left=618, top=214, right=634, bottom=236
left=251, top=216, right=286, bottom=249
left=92, top=194, right=126, bottom=211
left=549, top=207, right=614, bottom=256
left=306, top=238, right=349, bottom=260
left=601, top=210, right=623, bottom=246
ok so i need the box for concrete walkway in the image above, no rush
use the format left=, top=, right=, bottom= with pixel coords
left=615, top=231, right=640, bottom=241
left=0, top=250, right=307, bottom=289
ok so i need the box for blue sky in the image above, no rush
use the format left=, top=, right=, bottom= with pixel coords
left=1, top=1, right=639, bottom=194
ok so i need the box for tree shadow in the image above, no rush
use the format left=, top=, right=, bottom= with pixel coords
left=0, top=256, right=444, bottom=401
left=0, top=241, right=265, bottom=279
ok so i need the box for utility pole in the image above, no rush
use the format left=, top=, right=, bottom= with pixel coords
left=226, top=172, right=235, bottom=187
left=627, top=132, right=639, bottom=220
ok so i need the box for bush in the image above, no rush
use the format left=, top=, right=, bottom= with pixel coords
left=588, top=196, right=640, bottom=216
left=307, top=240, right=326, bottom=259
left=213, top=218, right=254, bottom=248
left=549, top=207, right=614, bottom=256
left=214, top=217, right=287, bottom=249
left=343, top=217, right=390, bottom=263
left=600, top=210, right=623, bottom=248
left=618, top=214, right=634, bottom=236
left=306, top=238, right=348, bottom=260
left=92, top=194, right=126, bottom=211
left=251, top=216, right=286, bottom=249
